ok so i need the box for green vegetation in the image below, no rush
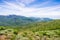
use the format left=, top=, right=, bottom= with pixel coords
left=0, top=15, right=52, bottom=26
left=0, top=20, right=60, bottom=40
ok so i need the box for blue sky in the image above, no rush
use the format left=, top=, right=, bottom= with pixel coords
left=0, top=0, right=60, bottom=19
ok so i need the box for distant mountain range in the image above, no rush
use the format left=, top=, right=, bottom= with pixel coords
left=0, top=15, right=52, bottom=26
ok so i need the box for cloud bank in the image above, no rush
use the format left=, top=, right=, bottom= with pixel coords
left=0, top=0, right=60, bottom=19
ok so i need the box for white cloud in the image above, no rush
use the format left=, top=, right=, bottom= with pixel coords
left=0, top=0, right=60, bottom=19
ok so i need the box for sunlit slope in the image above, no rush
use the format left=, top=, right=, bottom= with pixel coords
left=19, top=20, right=60, bottom=31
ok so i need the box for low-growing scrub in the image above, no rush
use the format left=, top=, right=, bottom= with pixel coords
left=0, top=20, right=60, bottom=40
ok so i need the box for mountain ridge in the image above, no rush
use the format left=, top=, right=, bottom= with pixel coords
left=0, top=15, right=52, bottom=26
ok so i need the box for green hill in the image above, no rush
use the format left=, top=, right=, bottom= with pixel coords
left=0, top=15, right=52, bottom=26
left=0, top=20, right=60, bottom=40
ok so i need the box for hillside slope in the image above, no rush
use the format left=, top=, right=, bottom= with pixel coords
left=0, top=20, right=60, bottom=40
left=0, top=15, right=52, bottom=26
